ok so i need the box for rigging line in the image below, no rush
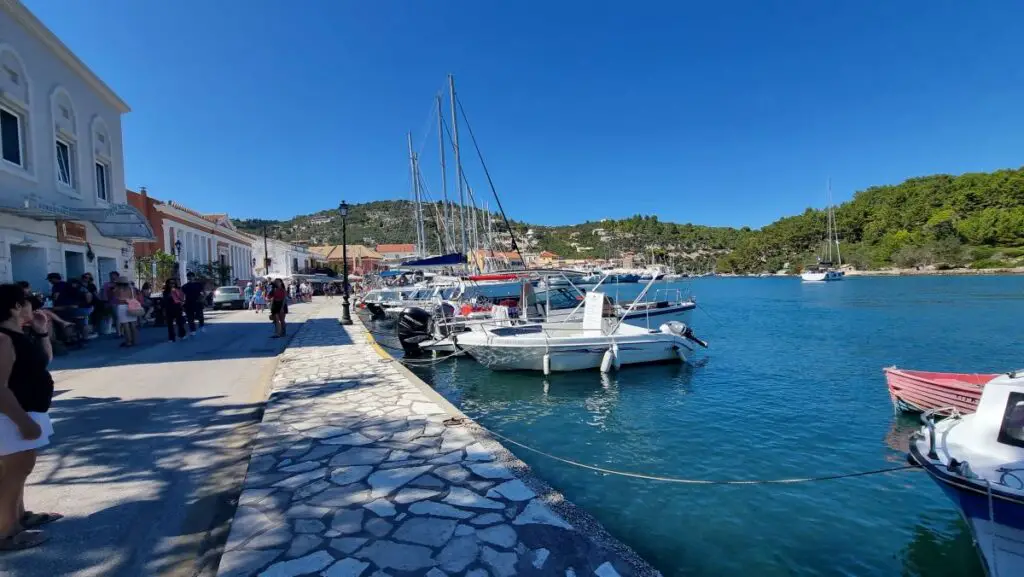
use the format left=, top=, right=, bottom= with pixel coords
left=449, top=418, right=920, bottom=485
left=454, top=95, right=524, bottom=268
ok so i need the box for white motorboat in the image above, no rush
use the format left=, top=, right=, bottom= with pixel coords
left=453, top=292, right=707, bottom=373
left=907, top=370, right=1024, bottom=577
left=801, top=179, right=844, bottom=282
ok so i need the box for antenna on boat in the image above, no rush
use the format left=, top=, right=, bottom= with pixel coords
left=437, top=92, right=451, bottom=245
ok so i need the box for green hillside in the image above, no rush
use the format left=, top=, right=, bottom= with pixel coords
left=235, top=166, right=1024, bottom=273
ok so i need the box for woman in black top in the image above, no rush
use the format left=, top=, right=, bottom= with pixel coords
left=0, top=284, right=59, bottom=550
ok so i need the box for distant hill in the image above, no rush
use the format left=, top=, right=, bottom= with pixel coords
left=235, top=166, right=1024, bottom=273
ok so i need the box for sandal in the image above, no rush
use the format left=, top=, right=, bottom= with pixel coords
left=0, top=529, right=48, bottom=551
left=21, top=512, right=63, bottom=529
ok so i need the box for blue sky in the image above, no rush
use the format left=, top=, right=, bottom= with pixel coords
left=24, top=0, right=1024, bottom=228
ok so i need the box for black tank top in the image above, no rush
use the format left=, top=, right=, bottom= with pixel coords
left=0, top=327, right=54, bottom=413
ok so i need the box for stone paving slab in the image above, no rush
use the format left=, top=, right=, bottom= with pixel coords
left=217, top=310, right=659, bottom=577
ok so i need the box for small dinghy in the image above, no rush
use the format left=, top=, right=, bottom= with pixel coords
left=884, top=367, right=1000, bottom=414
left=453, top=291, right=707, bottom=374
left=907, top=370, right=1024, bottom=577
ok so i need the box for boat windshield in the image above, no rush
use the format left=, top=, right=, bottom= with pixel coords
left=997, top=392, right=1024, bottom=448
left=439, top=287, right=459, bottom=300
left=546, top=288, right=582, bottom=310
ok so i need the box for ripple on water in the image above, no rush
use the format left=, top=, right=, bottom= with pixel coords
left=400, top=276, right=1020, bottom=576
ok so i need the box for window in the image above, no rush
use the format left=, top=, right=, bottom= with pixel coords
left=1, top=107, right=22, bottom=166
left=56, top=138, right=75, bottom=188
left=94, top=161, right=109, bottom=201
left=998, top=392, right=1024, bottom=448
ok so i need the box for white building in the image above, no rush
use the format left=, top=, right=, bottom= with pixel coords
left=252, top=237, right=311, bottom=280
left=0, top=1, right=152, bottom=290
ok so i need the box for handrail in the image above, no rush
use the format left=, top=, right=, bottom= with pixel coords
left=920, top=406, right=961, bottom=460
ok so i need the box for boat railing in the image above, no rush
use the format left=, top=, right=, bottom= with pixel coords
left=920, top=406, right=962, bottom=459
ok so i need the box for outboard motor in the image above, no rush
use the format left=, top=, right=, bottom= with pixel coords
left=659, top=321, right=709, bottom=348
left=364, top=302, right=387, bottom=320
left=397, top=307, right=433, bottom=357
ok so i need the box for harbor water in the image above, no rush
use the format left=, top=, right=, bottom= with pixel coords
left=371, top=276, right=1024, bottom=576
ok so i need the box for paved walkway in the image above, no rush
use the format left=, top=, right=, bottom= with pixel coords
left=1, top=300, right=328, bottom=577
left=218, top=309, right=656, bottom=577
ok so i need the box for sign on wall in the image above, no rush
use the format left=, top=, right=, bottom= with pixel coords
left=56, top=221, right=88, bottom=244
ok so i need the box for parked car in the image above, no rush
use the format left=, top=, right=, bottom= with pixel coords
left=212, top=286, right=245, bottom=310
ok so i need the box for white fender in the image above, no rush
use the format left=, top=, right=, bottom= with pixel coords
left=612, top=343, right=621, bottom=370
left=675, top=345, right=687, bottom=363
left=601, top=349, right=614, bottom=373
left=543, top=353, right=551, bottom=376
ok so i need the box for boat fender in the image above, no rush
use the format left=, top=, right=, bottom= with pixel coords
left=543, top=353, right=551, bottom=376
left=612, top=343, right=621, bottom=370
left=674, top=345, right=687, bottom=363
left=601, top=349, right=614, bottom=373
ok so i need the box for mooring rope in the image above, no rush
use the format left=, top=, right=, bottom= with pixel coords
left=446, top=418, right=919, bottom=485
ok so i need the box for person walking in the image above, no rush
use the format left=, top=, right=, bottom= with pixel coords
left=162, top=279, right=187, bottom=342
left=181, top=273, right=205, bottom=337
left=0, top=283, right=59, bottom=550
left=243, top=283, right=253, bottom=310
left=114, top=281, right=139, bottom=348
left=252, top=283, right=266, bottom=314
left=269, top=279, right=288, bottom=338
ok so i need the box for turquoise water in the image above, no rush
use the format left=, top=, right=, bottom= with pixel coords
left=394, top=276, right=1024, bottom=576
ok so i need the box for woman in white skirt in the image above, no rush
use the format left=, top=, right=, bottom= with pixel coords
left=0, top=283, right=59, bottom=550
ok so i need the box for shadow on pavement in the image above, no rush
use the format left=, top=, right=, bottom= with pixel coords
left=7, top=394, right=265, bottom=577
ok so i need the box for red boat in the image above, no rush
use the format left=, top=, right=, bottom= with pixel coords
left=883, top=367, right=999, bottom=414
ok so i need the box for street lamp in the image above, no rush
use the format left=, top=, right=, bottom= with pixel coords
left=339, top=200, right=352, bottom=325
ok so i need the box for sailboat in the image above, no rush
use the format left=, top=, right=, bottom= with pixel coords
left=801, top=179, right=844, bottom=282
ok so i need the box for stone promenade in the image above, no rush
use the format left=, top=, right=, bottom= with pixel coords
left=216, top=310, right=657, bottom=577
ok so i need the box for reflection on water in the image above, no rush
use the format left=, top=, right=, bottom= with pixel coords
left=901, top=517, right=984, bottom=577
left=362, top=277, right=1024, bottom=576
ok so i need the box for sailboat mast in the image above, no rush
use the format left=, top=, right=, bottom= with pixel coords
left=449, top=75, right=467, bottom=260
left=406, top=132, right=421, bottom=256
left=830, top=179, right=842, bottom=267
left=436, top=93, right=450, bottom=245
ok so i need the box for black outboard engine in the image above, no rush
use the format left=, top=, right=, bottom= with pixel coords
left=364, top=302, right=387, bottom=320
left=397, top=307, right=433, bottom=357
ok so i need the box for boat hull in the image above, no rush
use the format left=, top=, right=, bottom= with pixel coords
left=909, top=442, right=1024, bottom=577
left=801, top=270, right=843, bottom=282
left=884, top=368, right=994, bottom=414
left=457, top=334, right=689, bottom=372
left=620, top=302, right=695, bottom=329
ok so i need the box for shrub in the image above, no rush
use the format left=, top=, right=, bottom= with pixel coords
left=971, top=246, right=997, bottom=260
left=970, top=259, right=1009, bottom=269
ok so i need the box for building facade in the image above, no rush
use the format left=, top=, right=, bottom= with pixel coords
left=0, top=1, right=152, bottom=290
left=128, top=188, right=254, bottom=284
left=375, top=243, right=417, bottom=262
left=310, top=245, right=384, bottom=276
left=252, top=236, right=311, bottom=280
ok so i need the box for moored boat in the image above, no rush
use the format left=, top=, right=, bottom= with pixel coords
left=907, top=370, right=1024, bottom=577
left=884, top=367, right=999, bottom=414
left=454, top=291, right=707, bottom=373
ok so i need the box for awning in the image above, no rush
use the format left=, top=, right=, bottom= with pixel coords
left=0, top=195, right=155, bottom=241
left=0, top=195, right=74, bottom=220
left=71, top=204, right=155, bottom=241
left=399, top=253, right=465, bottom=268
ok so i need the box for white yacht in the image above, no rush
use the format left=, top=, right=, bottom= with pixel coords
left=908, top=370, right=1024, bottom=577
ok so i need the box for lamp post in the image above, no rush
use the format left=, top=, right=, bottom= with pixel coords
left=173, top=239, right=183, bottom=281
left=339, top=200, right=352, bottom=325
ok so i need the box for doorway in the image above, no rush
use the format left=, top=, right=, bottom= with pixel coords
left=97, top=256, right=118, bottom=284
left=10, top=245, right=48, bottom=292
left=64, top=250, right=85, bottom=280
